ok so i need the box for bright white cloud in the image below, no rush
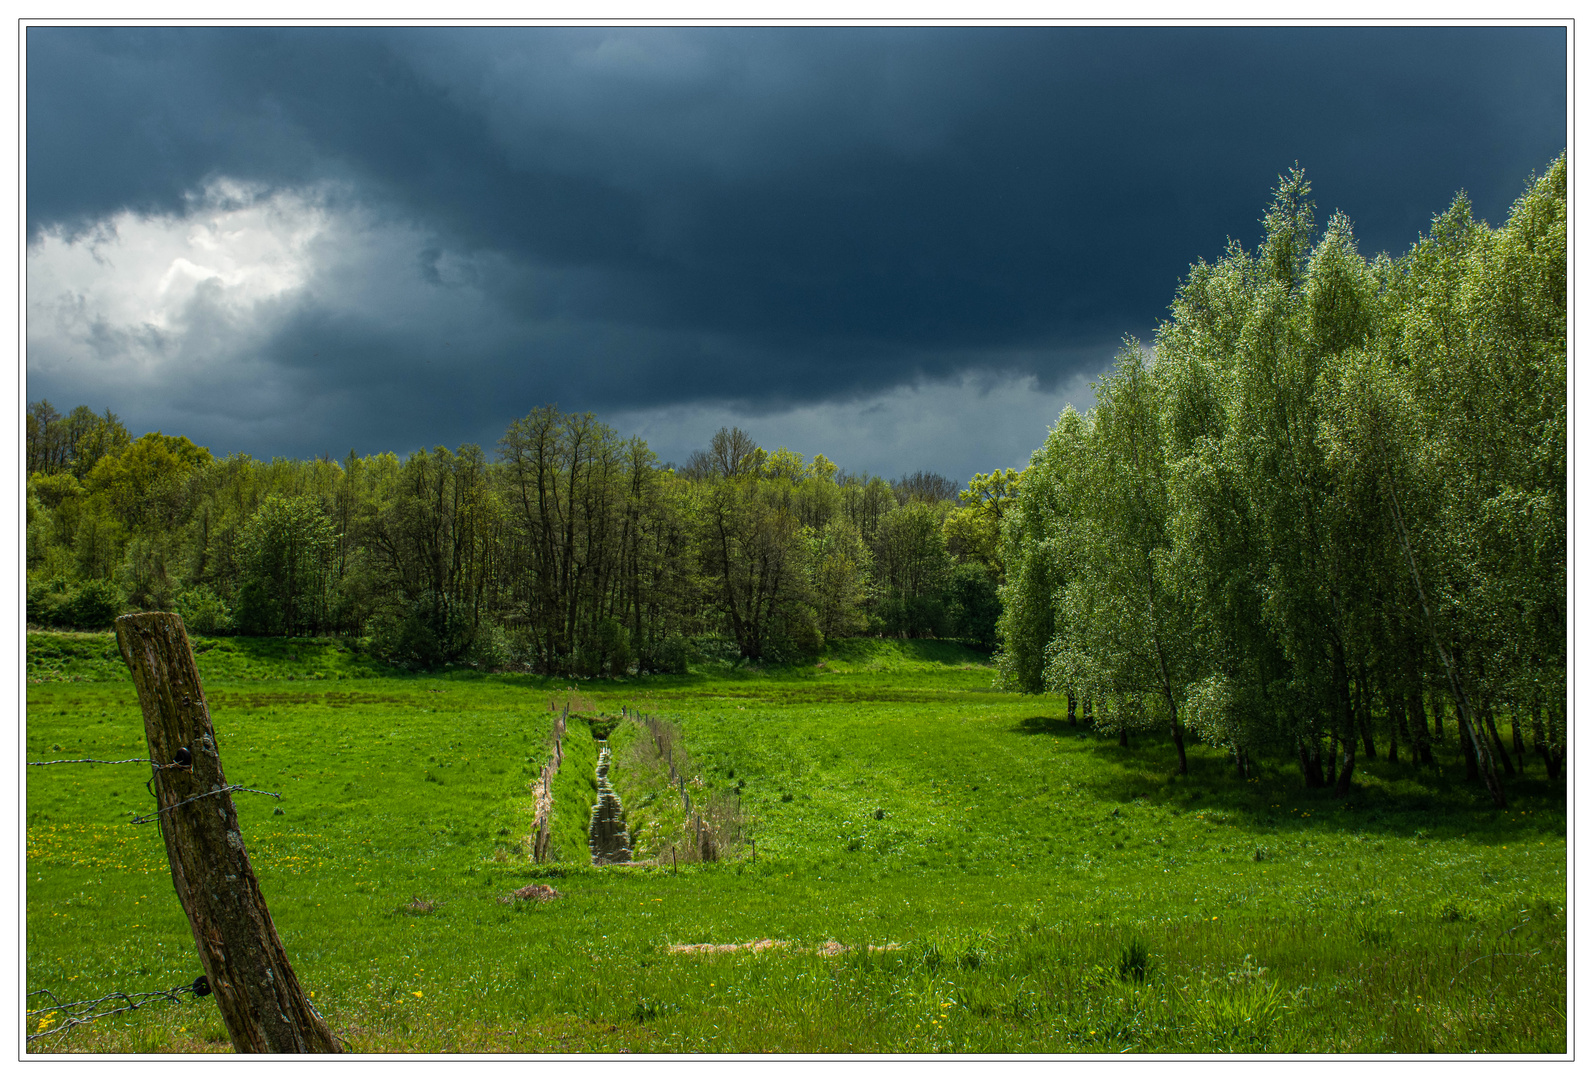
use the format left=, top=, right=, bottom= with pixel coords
left=29, top=181, right=326, bottom=350
left=25, top=180, right=510, bottom=448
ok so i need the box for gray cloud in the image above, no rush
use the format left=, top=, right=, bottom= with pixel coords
left=26, top=26, right=1567, bottom=470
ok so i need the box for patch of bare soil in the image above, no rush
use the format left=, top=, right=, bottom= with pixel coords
left=666, top=939, right=901, bottom=956
left=668, top=938, right=788, bottom=954
left=816, top=940, right=903, bottom=955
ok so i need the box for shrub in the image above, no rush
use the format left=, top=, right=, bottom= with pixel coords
left=26, top=577, right=66, bottom=625
left=944, top=562, right=1000, bottom=645
left=584, top=616, right=631, bottom=676
left=175, top=585, right=232, bottom=635
left=28, top=576, right=123, bottom=629
left=649, top=633, right=694, bottom=675
left=690, top=635, right=743, bottom=666
left=367, top=593, right=475, bottom=667
left=464, top=623, right=511, bottom=670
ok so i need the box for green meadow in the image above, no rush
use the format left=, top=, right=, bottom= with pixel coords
left=25, top=632, right=1566, bottom=1053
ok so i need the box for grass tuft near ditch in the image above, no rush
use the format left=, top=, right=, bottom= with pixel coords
left=25, top=633, right=1566, bottom=1053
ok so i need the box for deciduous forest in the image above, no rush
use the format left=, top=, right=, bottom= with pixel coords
left=26, top=405, right=1008, bottom=667
left=998, top=156, right=1565, bottom=803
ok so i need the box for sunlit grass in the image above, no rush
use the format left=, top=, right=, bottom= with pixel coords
left=25, top=633, right=1566, bottom=1053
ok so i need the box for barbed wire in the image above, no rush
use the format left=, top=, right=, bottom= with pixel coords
left=26, top=977, right=210, bottom=1048
left=27, top=756, right=159, bottom=767
left=28, top=744, right=281, bottom=1047
left=130, top=785, right=282, bottom=825
left=30, top=750, right=275, bottom=821
left=31, top=752, right=193, bottom=799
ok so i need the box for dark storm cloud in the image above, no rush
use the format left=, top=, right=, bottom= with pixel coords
left=26, top=25, right=1566, bottom=462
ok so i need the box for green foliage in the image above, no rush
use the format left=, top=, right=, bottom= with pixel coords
left=462, top=623, right=512, bottom=671
left=84, top=431, right=212, bottom=532
left=995, top=407, right=1090, bottom=693
left=873, top=500, right=952, bottom=637
left=1116, top=939, right=1153, bottom=984
left=367, top=592, right=477, bottom=668
left=585, top=617, right=632, bottom=677
left=27, top=577, right=123, bottom=630
left=174, top=585, right=233, bottom=635
left=810, top=517, right=872, bottom=638
left=642, top=633, right=693, bottom=676
left=21, top=401, right=988, bottom=679
left=945, top=467, right=1021, bottom=580
left=1003, top=154, right=1566, bottom=793
left=235, top=495, right=337, bottom=636
left=26, top=401, right=130, bottom=478
left=943, top=563, right=1000, bottom=646
left=29, top=471, right=85, bottom=511
left=24, top=635, right=1566, bottom=1053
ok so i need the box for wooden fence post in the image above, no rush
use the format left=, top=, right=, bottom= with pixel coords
left=115, top=612, right=341, bottom=1054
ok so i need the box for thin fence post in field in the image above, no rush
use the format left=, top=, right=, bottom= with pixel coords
left=114, top=612, right=341, bottom=1054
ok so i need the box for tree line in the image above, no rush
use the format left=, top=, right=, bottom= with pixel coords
left=997, top=155, right=1566, bottom=802
left=27, top=404, right=1010, bottom=671
left=26, top=155, right=1563, bottom=804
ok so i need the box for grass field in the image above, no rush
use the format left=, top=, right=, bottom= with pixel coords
left=24, top=632, right=1567, bottom=1053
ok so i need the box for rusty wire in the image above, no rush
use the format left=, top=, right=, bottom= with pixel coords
left=26, top=978, right=208, bottom=1047
left=129, top=784, right=281, bottom=825
left=27, top=756, right=159, bottom=767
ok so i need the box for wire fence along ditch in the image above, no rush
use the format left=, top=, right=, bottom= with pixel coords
left=526, top=701, right=746, bottom=867
left=31, top=694, right=740, bottom=1045
left=25, top=749, right=276, bottom=1045
left=622, top=706, right=747, bottom=864
left=529, top=704, right=569, bottom=862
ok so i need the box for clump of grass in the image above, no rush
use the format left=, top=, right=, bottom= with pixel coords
left=1117, top=938, right=1153, bottom=984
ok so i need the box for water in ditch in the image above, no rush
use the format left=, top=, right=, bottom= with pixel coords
left=588, top=742, right=632, bottom=865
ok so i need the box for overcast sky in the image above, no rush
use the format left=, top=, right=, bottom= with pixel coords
left=24, top=25, right=1567, bottom=482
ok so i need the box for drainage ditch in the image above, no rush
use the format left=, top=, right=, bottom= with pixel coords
left=588, top=742, right=632, bottom=865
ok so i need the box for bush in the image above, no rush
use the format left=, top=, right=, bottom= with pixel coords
left=877, top=592, right=951, bottom=639
left=367, top=594, right=475, bottom=667
left=690, top=635, right=743, bottom=666
left=175, top=585, right=232, bottom=635
left=464, top=623, right=511, bottom=670
left=584, top=616, right=632, bottom=676
left=764, top=610, right=824, bottom=664
left=26, top=577, right=65, bottom=625
left=27, top=576, right=123, bottom=629
left=643, top=632, right=692, bottom=675
left=944, top=563, right=1000, bottom=646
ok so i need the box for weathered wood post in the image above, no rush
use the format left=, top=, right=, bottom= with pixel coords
left=115, top=612, right=341, bottom=1054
